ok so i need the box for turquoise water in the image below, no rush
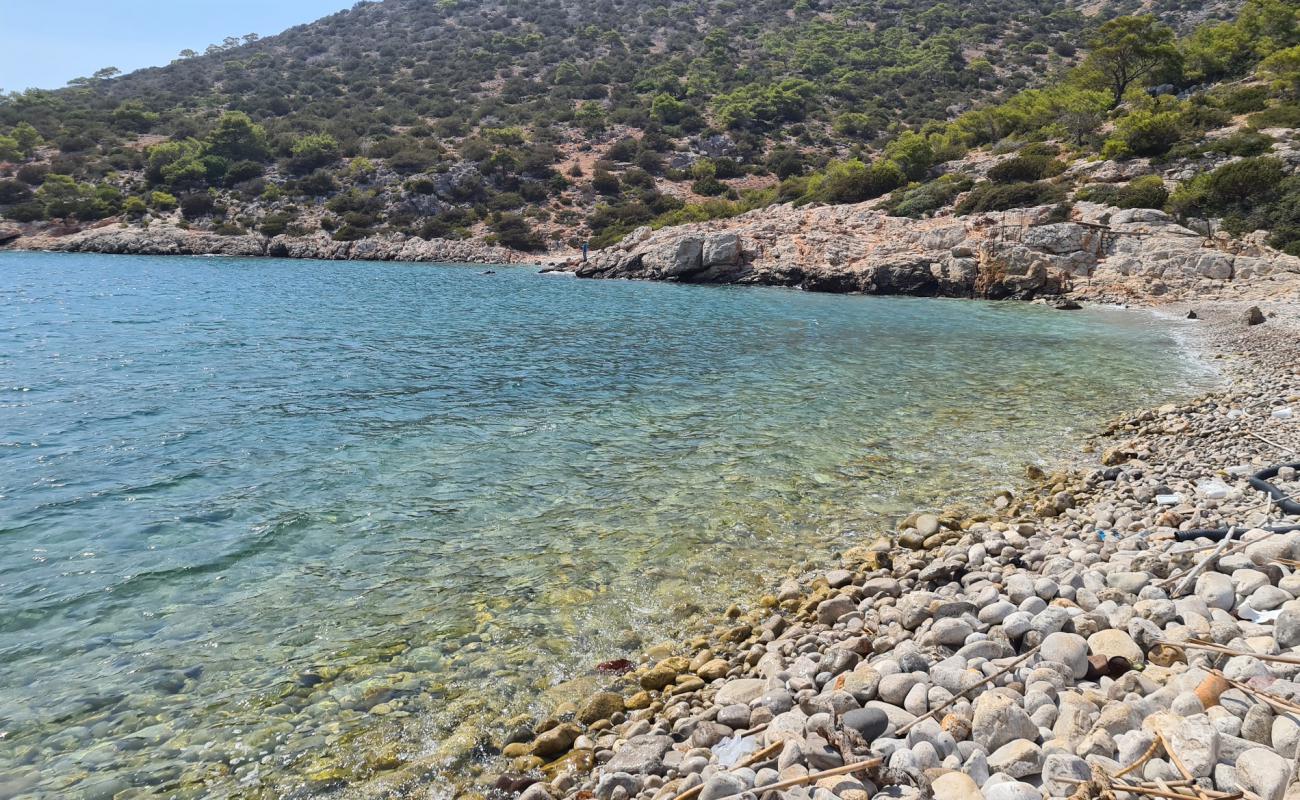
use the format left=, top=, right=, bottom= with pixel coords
left=0, top=252, right=1208, bottom=798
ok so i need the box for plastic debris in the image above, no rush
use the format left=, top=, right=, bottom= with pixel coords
left=1239, top=606, right=1283, bottom=623
left=1273, top=407, right=1294, bottom=420
left=1156, top=493, right=1182, bottom=505
left=1197, top=480, right=1231, bottom=500
left=712, top=734, right=759, bottom=768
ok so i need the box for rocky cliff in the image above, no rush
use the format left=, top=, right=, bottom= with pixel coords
left=2, top=224, right=525, bottom=265
left=571, top=201, right=1300, bottom=302
left=8, top=201, right=1300, bottom=304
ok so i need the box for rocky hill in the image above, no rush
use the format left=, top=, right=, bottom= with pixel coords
left=6, top=0, right=1300, bottom=311
left=0, top=0, right=1261, bottom=254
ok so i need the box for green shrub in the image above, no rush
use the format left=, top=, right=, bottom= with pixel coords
left=0, top=179, right=34, bottom=205
left=5, top=202, right=46, bottom=221
left=150, top=191, right=178, bottom=210
left=1169, top=157, right=1289, bottom=236
left=332, top=224, right=370, bottom=241
left=224, top=160, right=265, bottom=186
left=1203, top=130, right=1274, bottom=157
left=294, top=170, right=339, bottom=196
left=1077, top=175, right=1168, bottom=209
left=692, top=176, right=728, bottom=196
left=1122, top=176, right=1169, bottom=209
left=16, top=164, right=48, bottom=185
left=122, top=196, right=148, bottom=217
left=259, top=212, right=294, bottom=236
left=807, top=159, right=906, bottom=204
left=179, top=193, right=215, bottom=219
left=883, top=175, right=974, bottom=218
left=1117, top=111, right=1184, bottom=157
left=591, top=169, right=620, bottom=195
left=288, top=134, right=340, bottom=174
left=491, top=212, right=545, bottom=251
left=1216, top=85, right=1270, bottom=114
left=954, top=181, right=1066, bottom=215
left=1248, top=102, right=1300, bottom=128
left=987, top=154, right=1065, bottom=183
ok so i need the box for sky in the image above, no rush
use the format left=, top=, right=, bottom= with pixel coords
left=0, top=0, right=358, bottom=92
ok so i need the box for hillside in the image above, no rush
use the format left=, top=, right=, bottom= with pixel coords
left=0, top=0, right=1253, bottom=253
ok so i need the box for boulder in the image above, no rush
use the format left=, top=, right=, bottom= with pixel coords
left=1086, top=630, right=1142, bottom=663
left=932, top=771, right=984, bottom=800
left=578, top=692, right=625, bottom=725
left=1043, top=753, right=1092, bottom=796
left=1236, top=747, right=1291, bottom=800
left=602, top=734, right=673, bottom=775
left=973, top=692, right=1038, bottom=751
left=715, top=678, right=767, bottom=706
left=1041, top=632, right=1089, bottom=679
left=987, top=740, right=1045, bottom=778
left=703, top=233, right=741, bottom=267
left=532, top=723, right=580, bottom=757
left=642, top=238, right=704, bottom=278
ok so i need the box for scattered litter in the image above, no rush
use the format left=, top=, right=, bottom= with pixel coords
left=595, top=659, right=635, bottom=675
left=1156, top=493, right=1182, bottom=505
left=1226, top=464, right=1255, bottom=477
left=1239, top=606, right=1283, bottom=623
left=1228, top=409, right=1247, bottom=419
left=1197, top=480, right=1231, bottom=500
left=712, top=734, right=759, bottom=768
left=1274, top=407, right=1294, bottom=420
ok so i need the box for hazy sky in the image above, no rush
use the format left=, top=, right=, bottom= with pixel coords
left=0, top=1, right=358, bottom=92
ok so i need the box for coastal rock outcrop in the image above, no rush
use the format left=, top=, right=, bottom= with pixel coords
left=574, top=201, right=1300, bottom=301
left=3, top=224, right=523, bottom=265
left=8, top=199, right=1300, bottom=304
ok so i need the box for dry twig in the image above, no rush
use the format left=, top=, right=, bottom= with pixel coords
left=895, top=645, right=1041, bottom=736
left=670, top=740, right=784, bottom=800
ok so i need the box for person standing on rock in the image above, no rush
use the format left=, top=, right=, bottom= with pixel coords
left=581, top=240, right=589, bottom=262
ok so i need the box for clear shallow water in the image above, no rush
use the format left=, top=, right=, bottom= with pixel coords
left=0, top=252, right=1209, bottom=798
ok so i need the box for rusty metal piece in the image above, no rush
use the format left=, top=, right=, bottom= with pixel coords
left=1194, top=672, right=1230, bottom=709
left=1085, top=654, right=1133, bottom=680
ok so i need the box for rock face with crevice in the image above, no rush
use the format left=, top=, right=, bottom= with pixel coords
left=574, top=202, right=1300, bottom=302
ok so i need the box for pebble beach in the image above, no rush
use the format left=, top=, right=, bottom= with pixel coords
left=484, top=298, right=1300, bottom=800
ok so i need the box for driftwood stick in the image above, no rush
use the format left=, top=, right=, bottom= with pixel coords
left=1215, top=671, right=1300, bottom=715
left=1159, top=639, right=1300, bottom=666
left=1158, top=538, right=1253, bottom=588
left=1114, top=736, right=1162, bottom=778
left=736, top=722, right=770, bottom=739
left=1159, top=733, right=1214, bottom=800
left=1061, top=778, right=1200, bottom=800
left=1157, top=777, right=1202, bottom=800
left=1249, top=430, right=1296, bottom=453
left=895, top=645, right=1042, bottom=736
left=670, top=740, right=784, bottom=800
left=1173, top=527, right=1236, bottom=597
left=722, top=758, right=882, bottom=799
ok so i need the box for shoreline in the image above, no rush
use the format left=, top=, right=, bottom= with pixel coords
left=9, top=200, right=1298, bottom=310
left=462, top=299, right=1300, bottom=800
left=3, top=249, right=1297, bottom=799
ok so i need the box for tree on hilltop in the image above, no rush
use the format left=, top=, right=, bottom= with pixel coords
left=1084, top=16, right=1182, bottom=108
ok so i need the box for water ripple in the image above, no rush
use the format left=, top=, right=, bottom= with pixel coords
left=0, top=252, right=1213, bottom=798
